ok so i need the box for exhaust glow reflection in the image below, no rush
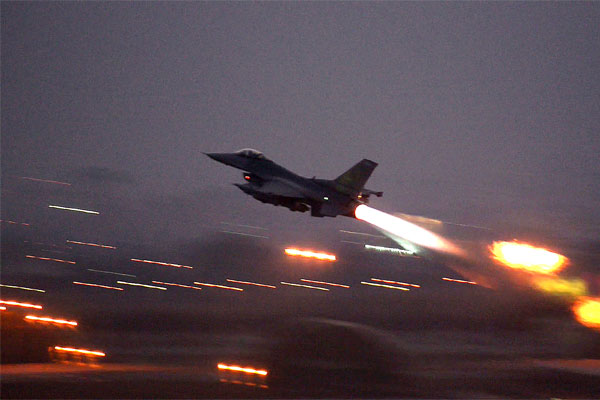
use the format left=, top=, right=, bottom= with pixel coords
left=1, top=300, right=43, bottom=309
left=354, top=205, right=462, bottom=256
left=572, top=297, right=600, bottom=330
left=284, top=248, right=336, bottom=261
left=217, top=363, right=268, bottom=376
left=490, top=241, right=567, bottom=275
left=26, top=315, right=78, bottom=326
left=54, top=346, right=105, bottom=357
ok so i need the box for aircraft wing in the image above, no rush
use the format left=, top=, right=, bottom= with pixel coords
left=258, top=178, right=307, bottom=198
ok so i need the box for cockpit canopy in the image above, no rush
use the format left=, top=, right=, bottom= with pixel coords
left=235, top=148, right=266, bottom=159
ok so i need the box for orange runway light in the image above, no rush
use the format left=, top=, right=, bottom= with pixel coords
left=371, top=278, right=420, bottom=288
left=0, top=284, right=45, bottom=293
left=193, top=282, right=243, bottom=291
left=152, top=281, right=202, bottom=290
left=572, top=297, right=600, bottom=330
left=0, top=300, right=43, bottom=309
left=67, top=240, right=116, bottom=249
left=54, top=346, right=105, bottom=357
left=442, top=277, right=477, bottom=285
left=284, top=248, right=336, bottom=261
left=26, top=255, right=76, bottom=264
left=217, top=363, right=268, bottom=376
left=226, top=279, right=276, bottom=289
left=26, top=315, right=78, bottom=326
left=280, top=281, right=330, bottom=291
left=73, top=281, right=124, bottom=291
left=300, top=279, right=350, bottom=288
left=360, top=281, right=409, bottom=291
left=489, top=241, right=567, bottom=275
left=131, top=258, right=193, bottom=269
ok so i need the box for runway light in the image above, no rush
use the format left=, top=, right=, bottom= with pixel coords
left=54, top=346, right=105, bottom=357
left=489, top=241, right=567, bottom=275
left=67, top=240, right=116, bottom=249
left=48, top=205, right=99, bottom=215
left=26, top=255, right=76, bottom=264
left=572, top=297, right=600, bottom=330
left=116, top=281, right=167, bottom=290
left=300, top=279, right=350, bottom=288
left=217, top=363, right=268, bottom=376
left=0, top=300, right=43, bottom=309
left=284, top=248, right=336, bottom=261
left=280, top=282, right=329, bottom=291
left=194, top=282, right=244, bottom=291
left=26, top=315, right=77, bottom=326
left=371, top=278, right=420, bottom=288
left=226, top=279, right=276, bottom=289
left=354, top=205, right=463, bottom=256
left=131, top=258, right=193, bottom=269
left=152, top=281, right=202, bottom=290
left=73, top=281, right=124, bottom=291
left=442, top=277, right=477, bottom=285
left=0, top=284, right=45, bottom=293
left=360, top=281, right=409, bottom=291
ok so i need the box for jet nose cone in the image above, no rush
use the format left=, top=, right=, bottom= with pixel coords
left=205, top=152, right=225, bottom=162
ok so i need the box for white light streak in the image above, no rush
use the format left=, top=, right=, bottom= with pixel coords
left=339, top=230, right=386, bottom=238
left=226, top=279, right=276, bottom=289
left=131, top=258, right=193, bottom=269
left=220, top=230, right=269, bottom=239
left=280, top=282, right=330, bottom=291
left=360, top=281, right=410, bottom=291
left=67, top=240, right=116, bottom=249
left=152, top=281, right=202, bottom=290
left=73, top=281, right=124, bottom=291
left=300, top=279, right=350, bottom=288
left=365, top=244, right=414, bottom=256
left=193, top=282, right=244, bottom=291
left=116, top=281, right=167, bottom=290
left=0, top=284, right=45, bottom=293
left=48, top=205, right=99, bottom=215
left=87, top=269, right=136, bottom=278
left=371, top=278, right=420, bottom=288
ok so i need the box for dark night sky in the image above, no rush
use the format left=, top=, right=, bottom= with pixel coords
left=2, top=1, right=599, bottom=243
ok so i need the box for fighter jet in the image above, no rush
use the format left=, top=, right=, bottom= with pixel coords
left=206, top=149, right=382, bottom=218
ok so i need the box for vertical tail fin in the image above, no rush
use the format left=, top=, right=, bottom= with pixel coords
left=334, top=159, right=378, bottom=195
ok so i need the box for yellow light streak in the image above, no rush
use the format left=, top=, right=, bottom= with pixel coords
left=152, top=281, right=202, bottom=290
left=360, top=281, right=409, bottom=291
left=300, top=279, right=350, bottom=288
left=25, top=315, right=78, bottom=326
left=26, top=255, right=76, bottom=264
left=73, top=281, right=124, bottom=291
left=48, top=205, right=99, bottom=214
left=371, top=278, right=420, bottom=288
left=442, top=277, right=477, bottom=285
left=0, top=300, right=43, bottom=309
left=284, top=248, right=336, bottom=261
left=217, top=363, right=268, bottom=376
left=116, top=281, right=167, bottom=290
left=489, top=241, right=567, bottom=275
left=131, top=258, right=193, bottom=269
left=0, top=284, right=45, bottom=293
left=54, top=346, right=105, bottom=357
left=354, top=205, right=463, bottom=256
left=572, top=297, right=600, bottom=330
left=280, top=282, right=330, bottom=291
left=226, top=279, right=276, bottom=289
left=193, top=282, right=243, bottom=291
left=67, top=240, right=116, bottom=249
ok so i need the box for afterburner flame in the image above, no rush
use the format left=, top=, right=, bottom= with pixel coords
left=572, top=297, right=600, bottom=330
left=489, top=241, right=567, bottom=275
left=354, top=205, right=463, bottom=256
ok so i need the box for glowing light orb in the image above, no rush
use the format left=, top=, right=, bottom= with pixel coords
left=572, top=297, right=600, bottom=330
left=489, top=241, right=567, bottom=275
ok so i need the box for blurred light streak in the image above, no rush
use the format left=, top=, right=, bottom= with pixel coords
left=0, top=284, right=45, bottom=293
left=300, top=279, right=350, bottom=288
left=152, top=281, right=202, bottom=290
left=365, top=244, right=415, bottom=256
left=284, top=248, right=336, bottom=261
left=20, top=176, right=71, bottom=186
left=131, top=258, right=193, bottom=269
left=489, top=241, right=567, bottom=275
left=26, top=255, right=76, bottom=264
left=340, top=240, right=365, bottom=245
left=0, top=300, right=43, bottom=309
left=87, top=269, right=136, bottom=278
left=339, top=230, right=386, bottom=238
left=371, top=278, right=420, bottom=288
left=0, top=306, right=6, bottom=311
left=48, top=205, right=99, bottom=215
left=0, top=219, right=30, bottom=226
left=220, top=230, right=269, bottom=239
left=73, top=281, right=124, bottom=291
left=219, top=379, right=268, bottom=389
left=354, top=205, right=463, bottom=256
left=220, top=222, right=268, bottom=230
left=25, top=315, right=77, bottom=326
left=217, top=363, right=268, bottom=376
left=193, top=282, right=243, bottom=291
left=226, top=279, right=276, bottom=289
left=280, top=282, right=329, bottom=291
left=54, top=346, right=105, bottom=357
left=116, top=281, right=167, bottom=290
left=443, top=277, right=477, bottom=285
left=67, top=240, right=116, bottom=249
left=360, top=281, right=409, bottom=291
left=572, top=297, right=600, bottom=330
left=534, top=277, right=587, bottom=298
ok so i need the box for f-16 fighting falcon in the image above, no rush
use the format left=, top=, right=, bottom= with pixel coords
left=206, top=149, right=382, bottom=218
